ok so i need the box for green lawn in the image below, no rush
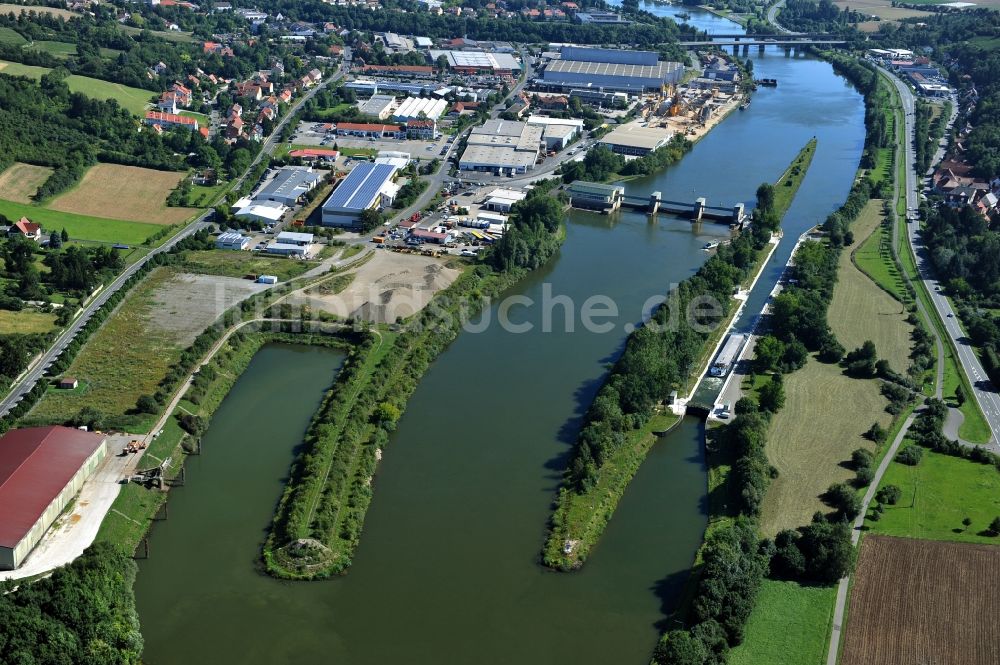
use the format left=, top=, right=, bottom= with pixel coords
left=0, top=26, right=26, bottom=45
left=0, top=60, right=153, bottom=114
left=729, top=580, right=836, bottom=665
left=179, top=110, right=209, bottom=125
left=867, top=449, right=1000, bottom=545
left=24, top=40, right=77, bottom=58
left=853, top=205, right=909, bottom=304
left=0, top=308, right=57, bottom=334
left=868, top=148, right=893, bottom=185
left=117, top=24, right=195, bottom=43
left=181, top=249, right=317, bottom=282
left=0, top=199, right=161, bottom=244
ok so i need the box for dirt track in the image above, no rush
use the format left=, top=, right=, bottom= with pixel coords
left=285, top=250, right=460, bottom=324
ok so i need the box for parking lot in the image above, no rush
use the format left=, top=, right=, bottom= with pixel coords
left=290, top=121, right=448, bottom=159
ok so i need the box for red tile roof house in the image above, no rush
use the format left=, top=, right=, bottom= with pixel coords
left=0, top=426, right=108, bottom=570
left=7, top=217, right=41, bottom=240
left=144, top=111, right=199, bottom=131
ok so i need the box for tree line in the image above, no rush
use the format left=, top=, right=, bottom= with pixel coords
left=0, top=543, right=143, bottom=665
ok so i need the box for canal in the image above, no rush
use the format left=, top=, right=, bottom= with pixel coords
left=135, top=9, right=866, bottom=663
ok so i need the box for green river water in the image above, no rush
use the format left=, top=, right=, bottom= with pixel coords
left=136, top=13, right=867, bottom=663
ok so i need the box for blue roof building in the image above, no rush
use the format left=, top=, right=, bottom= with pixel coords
left=321, top=162, right=399, bottom=227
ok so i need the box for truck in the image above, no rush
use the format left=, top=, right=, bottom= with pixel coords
left=709, top=333, right=747, bottom=377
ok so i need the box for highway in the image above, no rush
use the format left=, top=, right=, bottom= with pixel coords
left=884, top=68, right=1000, bottom=444
left=0, top=61, right=349, bottom=420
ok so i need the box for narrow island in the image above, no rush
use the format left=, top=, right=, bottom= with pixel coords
left=542, top=138, right=818, bottom=571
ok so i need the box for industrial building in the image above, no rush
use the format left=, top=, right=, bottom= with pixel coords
left=0, top=426, right=107, bottom=570
left=569, top=181, right=625, bottom=211
left=570, top=88, right=629, bottom=108
left=256, top=166, right=322, bottom=207
left=358, top=94, right=397, bottom=119
left=526, top=116, right=584, bottom=151
left=459, top=120, right=543, bottom=175
left=598, top=123, right=674, bottom=156
left=321, top=162, right=399, bottom=227
left=541, top=47, right=683, bottom=93
left=482, top=188, right=527, bottom=212
left=265, top=241, right=310, bottom=257
left=276, top=231, right=314, bottom=246
left=392, top=97, right=448, bottom=122
left=232, top=200, right=287, bottom=226
left=428, top=49, right=521, bottom=76
left=216, top=232, right=250, bottom=250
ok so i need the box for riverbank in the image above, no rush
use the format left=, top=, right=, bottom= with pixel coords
left=542, top=138, right=818, bottom=572
left=94, top=328, right=357, bottom=553
left=263, top=187, right=568, bottom=579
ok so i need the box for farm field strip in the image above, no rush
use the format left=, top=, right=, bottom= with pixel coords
left=0, top=162, right=53, bottom=203
left=831, top=198, right=914, bottom=374
left=48, top=164, right=197, bottom=226
left=0, top=198, right=161, bottom=245
left=841, top=535, right=1000, bottom=665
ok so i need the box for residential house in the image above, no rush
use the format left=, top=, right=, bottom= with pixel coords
left=406, top=119, right=438, bottom=140
left=7, top=218, right=41, bottom=240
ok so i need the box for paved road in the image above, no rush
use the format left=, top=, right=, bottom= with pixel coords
left=884, top=68, right=1000, bottom=444
left=766, top=0, right=796, bottom=35
left=0, top=64, right=349, bottom=420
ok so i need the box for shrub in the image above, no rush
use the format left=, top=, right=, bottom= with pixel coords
left=825, top=482, right=862, bottom=519
left=895, top=445, right=924, bottom=466
left=875, top=484, right=902, bottom=505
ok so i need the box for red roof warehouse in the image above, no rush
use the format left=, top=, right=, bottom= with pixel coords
left=0, top=426, right=108, bottom=570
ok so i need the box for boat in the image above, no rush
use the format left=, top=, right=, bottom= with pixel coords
left=703, top=241, right=720, bottom=251
left=740, top=99, right=751, bottom=111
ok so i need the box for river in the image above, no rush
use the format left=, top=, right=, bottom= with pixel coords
left=135, top=8, right=865, bottom=663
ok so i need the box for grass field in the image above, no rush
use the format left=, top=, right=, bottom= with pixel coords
left=760, top=357, right=892, bottom=536
left=48, top=164, right=197, bottom=225
left=834, top=0, right=933, bottom=21
left=841, top=535, right=1000, bottom=665
left=181, top=250, right=318, bottom=282
left=0, top=26, right=26, bottom=45
left=24, top=40, right=76, bottom=57
left=0, top=60, right=153, bottom=114
left=832, top=199, right=913, bottom=373
left=0, top=3, right=79, bottom=18
left=0, top=308, right=56, bottom=334
left=0, top=162, right=53, bottom=203
left=729, top=580, right=837, bottom=665
left=867, top=449, right=1000, bottom=544
left=853, top=200, right=909, bottom=304
left=0, top=198, right=161, bottom=244
left=24, top=268, right=185, bottom=430
left=117, top=24, right=195, bottom=43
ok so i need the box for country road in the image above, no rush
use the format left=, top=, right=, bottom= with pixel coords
left=0, top=61, right=349, bottom=420
left=883, top=67, right=1000, bottom=445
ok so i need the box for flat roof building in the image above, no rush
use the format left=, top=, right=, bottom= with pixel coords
left=0, top=426, right=107, bottom=570
left=234, top=201, right=287, bottom=225
left=560, top=46, right=658, bottom=66
left=543, top=58, right=683, bottom=93
left=598, top=123, right=674, bottom=156
left=275, top=231, right=314, bottom=245
left=257, top=166, right=322, bottom=207
left=265, top=242, right=309, bottom=257
left=358, top=94, right=397, bottom=120
left=216, top=232, right=250, bottom=250
left=461, top=120, right=543, bottom=175
left=483, top=187, right=527, bottom=212
left=429, top=49, right=521, bottom=75
left=322, top=162, right=399, bottom=227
